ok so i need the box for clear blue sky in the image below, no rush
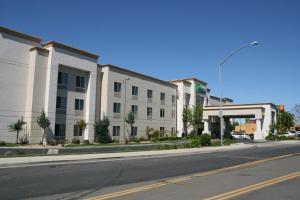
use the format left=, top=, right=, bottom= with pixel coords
left=1, top=0, right=299, bottom=110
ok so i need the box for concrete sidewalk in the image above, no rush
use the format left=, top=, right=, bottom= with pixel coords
left=0, top=141, right=299, bottom=167
left=0, top=143, right=256, bottom=166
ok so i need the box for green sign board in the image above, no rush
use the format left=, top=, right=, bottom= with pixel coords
left=195, top=83, right=206, bottom=94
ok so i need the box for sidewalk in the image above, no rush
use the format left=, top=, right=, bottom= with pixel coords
left=0, top=143, right=257, bottom=166
left=1, top=141, right=299, bottom=167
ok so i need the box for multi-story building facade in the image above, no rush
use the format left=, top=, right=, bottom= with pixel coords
left=0, top=26, right=98, bottom=143
left=97, top=64, right=177, bottom=141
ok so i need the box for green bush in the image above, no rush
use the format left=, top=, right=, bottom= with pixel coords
left=199, top=134, right=211, bottom=146
left=266, top=134, right=277, bottom=141
left=0, top=141, right=6, bottom=146
left=48, top=140, right=58, bottom=146
left=190, top=139, right=201, bottom=147
left=224, top=138, right=234, bottom=145
left=71, top=138, right=80, bottom=144
left=211, top=139, right=221, bottom=146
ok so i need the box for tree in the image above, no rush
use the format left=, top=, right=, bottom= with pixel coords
left=125, top=111, right=135, bottom=138
left=190, top=105, right=204, bottom=134
left=37, top=110, right=51, bottom=145
left=292, top=104, right=300, bottom=124
left=75, top=119, right=87, bottom=136
left=145, top=126, right=154, bottom=140
left=8, top=117, right=26, bottom=144
left=276, top=110, right=295, bottom=133
left=94, top=116, right=111, bottom=143
left=182, top=106, right=192, bottom=135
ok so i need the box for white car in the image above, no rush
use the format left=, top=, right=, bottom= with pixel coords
left=284, top=131, right=297, bottom=137
left=232, top=133, right=251, bottom=140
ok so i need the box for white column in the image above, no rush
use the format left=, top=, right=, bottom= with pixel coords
left=202, top=119, right=211, bottom=135
left=84, top=71, right=96, bottom=143
left=254, top=118, right=263, bottom=140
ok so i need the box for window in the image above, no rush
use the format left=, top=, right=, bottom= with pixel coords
left=147, top=89, right=153, bottom=99
left=58, top=72, right=68, bottom=85
left=75, top=99, right=84, bottom=110
left=131, top=126, right=138, bottom=137
left=114, top=82, right=121, bottom=93
left=160, top=109, right=165, bottom=118
left=172, top=95, right=176, bottom=106
left=185, top=93, right=190, bottom=106
left=113, top=103, right=121, bottom=113
left=132, top=86, right=138, bottom=96
left=160, top=127, right=165, bottom=136
left=171, top=127, right=176, bottom=135
left=131, top=105, right=138, bottom=115
left=113, top=126, right=120, bottom=136
left=160, top=92, right=165, bottom=101
left=76, top=76, right=85, bottom=89
left=160, top=92, right=165, bottom=105
left=73, top=125, right=83, bottom=136
left=172, top=110, right=176, bottom=118
left=56, top=96, right=67, bottom=110
left=147, top=107, right=152, bottom=117
left=55, top=124, right=66, bottom=138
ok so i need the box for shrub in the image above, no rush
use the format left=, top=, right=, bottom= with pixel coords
left=0, top=141, right=6, bottom=146
left=48, top=140, right=58, bottom=146
left=190, top=139, right=201, bottom=147
left=94, top=117, right=111, bottom=143
left=20, top=137, right=29, bottom=145
left=199, top=134, right=211, bottom=146
left=71, top=138, right=80, bottom=144
left=266, top=134, right=277, bottom=141
left=211, top=139, right=221, bottom=146
left=130, top=138, right=140, bottom=143
left=83, top=140, right=90, bottom=145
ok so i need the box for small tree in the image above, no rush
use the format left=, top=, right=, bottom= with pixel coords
left=76, top=119, right=87, bottom=136
left=190, top=105, right=204, bottom=134
left=8, top=117, right=26, bottom=144
left=94, top=116, right=110, bottom=143
left=37, top=110, right=51, bottom=145
left=125, top=111, right=135, bottom=138
left=182, top=106, right=192, bottom=135
left=276, top=110, right=295, bottom=133
left=145, top=126, right=154, bottom=140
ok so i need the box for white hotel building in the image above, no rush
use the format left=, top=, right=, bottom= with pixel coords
left=0, top=26, right=276, bottom=143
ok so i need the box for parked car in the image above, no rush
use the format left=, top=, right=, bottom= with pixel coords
left=232, top=132, right=251, bottom=140
left=284, top=131, right=297, bottom=137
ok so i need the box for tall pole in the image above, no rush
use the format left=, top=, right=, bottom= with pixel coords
left=218, top=41, right=259, bottom=146
left=218, top=64, right=224, bottom=146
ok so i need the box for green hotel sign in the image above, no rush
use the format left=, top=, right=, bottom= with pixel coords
left=195, top=83, right=206, bottom=95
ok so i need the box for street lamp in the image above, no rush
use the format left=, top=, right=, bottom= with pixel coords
left=219, top=41, right=259, bottom=146
left=123, top=78, right=130, bottom=144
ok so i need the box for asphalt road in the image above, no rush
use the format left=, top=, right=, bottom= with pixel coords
left=0, top=144, right=300, bottom=200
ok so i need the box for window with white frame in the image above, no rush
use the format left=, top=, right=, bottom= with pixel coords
left=75, top=99, right=84, bottom=110
left=172, top=95, right=176, bottom=106
left=147, top=107, right=152, bottom=117
left=160, top=109, right=165, bottom=118
left=131, top=105, right=138, bottom=116
left=73, top=125, right=83, bottom=136
left=76, top=76, right=85, bottom=89
left=113, top=102, right=121, bottom=113
left=132, top=86, right=138, bottom=96
left=56, top=96, right=67, bottom=110
left=114, top=82, right=121, bottom=93
left=131, top=126, right=138, bottom=137
left=113, top=126, right=120, bottom=136
left=58, top=72, right=68, bottom=85
left=160, top=92, right=165, bottom=105
left=171, top=110, right=176, bottom=118
left=147, top=89, right=153, bottom=99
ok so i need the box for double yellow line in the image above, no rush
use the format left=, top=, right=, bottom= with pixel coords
left=85, top=153, right=300, bottom=200
left=205, top=171, right=300, bottom=200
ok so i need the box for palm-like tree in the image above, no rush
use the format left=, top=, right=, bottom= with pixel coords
left=76, top=119, right=87, bottom=136
left=8, top=118, right=26, bottom=144
left=125, top=111, right=135, bottom=138
left=37, top=110, right=51, bottom=145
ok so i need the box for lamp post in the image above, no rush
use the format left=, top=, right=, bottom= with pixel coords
left=123, top=78, right=130, bottom=144
left=219, top=41, right=259, bottom=146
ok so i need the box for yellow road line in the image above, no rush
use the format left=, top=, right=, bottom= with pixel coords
left=204, top=171, right=300, bottom=200
left=85, top=153, right=300, bottom=200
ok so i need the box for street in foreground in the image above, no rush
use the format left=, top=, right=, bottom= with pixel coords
left=0, top=143, right=300, bottom=200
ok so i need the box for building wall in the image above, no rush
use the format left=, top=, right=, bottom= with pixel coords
left=0, top=31, right=40, bottom=143
left=99, top=65, right=177, bottom=141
